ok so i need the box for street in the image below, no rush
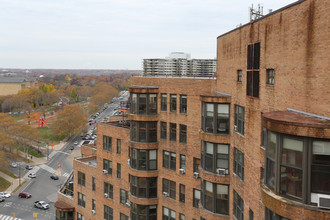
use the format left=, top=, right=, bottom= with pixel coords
left=0, top=92, right=129, bottom=220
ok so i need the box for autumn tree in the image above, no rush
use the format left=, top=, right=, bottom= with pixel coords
left=0, top=113, right=43, bottom=163
left=65, top=74, right=70, bottom=84
left=52, top=104, right=88, bottom=139
left=70, top=87, right=78, bottom=102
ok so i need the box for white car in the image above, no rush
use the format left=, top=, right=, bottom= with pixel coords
left=34, top=201, right=50, bottom=210
left=28, top=173, right=36, bottom=178
left=0, top=192, right=11, bottom=198
left=11, top=162, right=18, bottom=168
left=74, top=141, right=78, bottom=145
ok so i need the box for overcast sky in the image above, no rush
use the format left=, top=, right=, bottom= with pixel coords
left=0, top=0, right=297, bottom=69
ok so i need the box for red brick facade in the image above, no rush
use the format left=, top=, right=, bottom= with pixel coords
left=55, top=0, right=329, bottom=219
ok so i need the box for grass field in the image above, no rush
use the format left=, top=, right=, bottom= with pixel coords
left=0, top=167, right=17, bottom=179
left=18, top=146, right=44, bottom=158
left=0, top=177, right=12, bottom=191
left=38, top=127, right=61, bottom=143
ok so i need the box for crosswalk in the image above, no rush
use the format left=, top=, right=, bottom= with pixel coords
left=39, top=164, right=56, bottom=173
left=48, top=150, right=58, bottom=159
left=0, top=214, right=23, bottom=220
left=63, top=172, right=70, bottom=178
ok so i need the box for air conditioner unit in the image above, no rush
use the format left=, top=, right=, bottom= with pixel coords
left=234, top=125, right=237, bottom=131
left=179, top=168, right=185, bottom=174
left=127, top=159, right=130, bottom=165
left=318, top=194, right=330, bottom=209
left=163, top=192, right=169, bottom=197
left=103, top=169, right=108, bottom=174
left=91, top=210, right=96, bottom=214
left=193, top=172, right=199, bottom=178
left=217, top=168, right=226, bottom=176
left=104, top=193, right=108, bottom=198
left=126, top=202, right=131, bottom=207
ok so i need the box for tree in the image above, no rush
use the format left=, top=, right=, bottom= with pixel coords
left=0, top=113, right=43, bottom=162
left=70, top=87, right=78, bottom=102
left=65, top=75, right=70, bottom=84
left=52, top=104, right=88, bottom=139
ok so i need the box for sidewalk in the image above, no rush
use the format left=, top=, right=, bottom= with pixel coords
left=0, top=171, right=19, bottom=194
left=0, top=141, right=67, bottom=194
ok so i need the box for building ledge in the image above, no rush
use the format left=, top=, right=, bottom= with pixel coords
left=261, top=184, right=330, bottom=218
left=262, top=111, right=330, bottom=138
left=54, top=200, right=75, bottom=212
left=75, top=155, right=97, bottom=167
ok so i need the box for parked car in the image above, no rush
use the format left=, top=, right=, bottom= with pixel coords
left=50, top=175, right=59, bottom=180
left=0, top=192, right=11, bottom=198
left=28, top=173, right=36, bottom=178
left=69, top=146, right=74, bottom=150
left=25, top=165, right=33, bottom=170
left=0, top=196, right=5, bottom=202
left=11, top=162, right=18, bottom=168
left=74, top=141, right=78, bottom=145
left=34, top=201, right=50, bottom=210
left=19, top=192, right=32, bottom=198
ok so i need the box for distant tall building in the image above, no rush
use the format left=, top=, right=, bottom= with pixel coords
left=143, top=52, right=216, bottom=76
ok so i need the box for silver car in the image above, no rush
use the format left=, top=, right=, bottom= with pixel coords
left=34, top=201, right=50, bottom=209
left=0, top=192, right=11, bottom=198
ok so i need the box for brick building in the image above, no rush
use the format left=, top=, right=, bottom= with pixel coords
left=55, top=0, right=329, bottom=219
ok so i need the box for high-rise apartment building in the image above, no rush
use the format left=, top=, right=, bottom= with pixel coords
left=55, top=0, right=329, bottom=219
left=143, top=52, right=216, bottom=76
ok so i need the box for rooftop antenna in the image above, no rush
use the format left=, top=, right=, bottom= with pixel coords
left=249, top=4, right=264, bottom=21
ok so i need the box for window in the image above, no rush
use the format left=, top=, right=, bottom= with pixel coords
left=233, top=191, right=244, bottom=220
left=234, top=105, right=245, bottom=135
left=130, top=148, right=157, bottom=171
left=103, top=136, right=112, bottom=152
left=311, top=140, right=330, bottom=195
left=180, top=95, right=187, bottom=113
left=103, top=159, right=112, bottom=175
left=249, top=209, right=254, bottom=220
left=265, top=131, right=330, bottom=204
left=161, top=93, right=167, bottom=111
left=117, top=163, right=121, bottom=179
left=92, top=199, right=96, bottom=210
left=201, top=180, right=229, bottom=215
left=77, top=213, right=84, bottom=220
left=130, top=121, right=157, bottom=143
left=120, top=189, right=128, bottom=205
left=266, top=132, right=276, bottom=189
left=163, top=151, right=176, bottom=171
left=131, top=204, right=157, bottom=220
left=201, top=142, right=229, bottom=174
left=267, top=69, right=275, bottom=85
left=78, top=171, right=85, bottom=186
left=170, top=94, right=177, bottom=112
left=193, top=189, right=201, bottom=208
left=179, top=213, right=185, bottom=220
left=78, top=192, right=85, bottom=207
left=179, top=184, right=185, bottom=203
left=104, top=182, right=113, bottom=199
left=280, top=137, right=303, bottom=199
left=120, top=213, right=129, bottom=220
left=130, top=176, right=157, bottom=198
left=161, top=122, right=167, bottom=139
left=117, top=139, right=121, bottom=155
left=104, top=205, right=113, bottom=220
left=261, top=127, right=267, bottom=147
left=92, top=177, right=96, bottom=191
left=180, top=155, right=186, bottom=169
left=246, top=42, right=260, bottom=97
left=179, top=124, right=187, bottom=144
left=163, top=207, right=176, bottom=220
left=170, top=123, right=176, bottom=141
left=202, top=103, right=230, bottom=134
left=234, top=148, right=244, bottom=181
left=193, top=158, right=201, bottom=173
left=237, top=70, right=242, bottom=82
left=265, top=208, right=290, bottom=220
left=163, top=178, right=176, bottom=199
left=130, top=93, right=158, bottom=115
